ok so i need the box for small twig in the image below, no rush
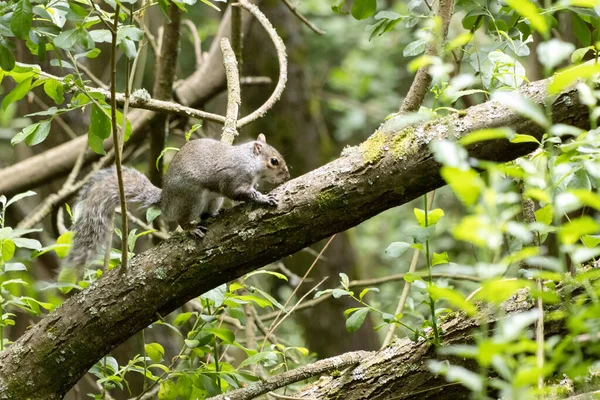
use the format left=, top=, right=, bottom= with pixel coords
left=259, top=260, right=482, bottom=323
left=109, top=4, right=129, bottom=271
left=269, top=392, right=314, bottom=400
left=265, top=277, right=328, bottom=345
left=220, top=38, right=241, bottom=144
left=382, top=191, right=435, bottom=348
left=76, top=61, right=108, bottom=89
left=207, top=350, right=370, bottom=400
left=262, top=235, right=335, bottom=349
left=182, top=19, right=203, bottom=69
left=134, top=15, right=159, bottom=56
left=236, top=0, right=287, bottom=128
left=114, top=208, right=169, bottom=241
left=280, top=0, right=325, bottom=35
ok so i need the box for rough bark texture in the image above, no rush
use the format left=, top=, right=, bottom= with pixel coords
left=296, top=289, right=565, bottom=400
left=0, top=77, right=589, bottom=399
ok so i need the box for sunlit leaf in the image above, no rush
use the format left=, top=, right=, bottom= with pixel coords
left=505, top=0, right=548, bottom=35
left=559, top=216, right=600, bottom=245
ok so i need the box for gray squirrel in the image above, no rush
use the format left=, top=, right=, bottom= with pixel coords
left=59, top=134, right=290, bottom=283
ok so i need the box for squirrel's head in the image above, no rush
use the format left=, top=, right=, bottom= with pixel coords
left=253, top=134, right=290, bottom=184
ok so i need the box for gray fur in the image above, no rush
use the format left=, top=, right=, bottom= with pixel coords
left=62, top=167, right=161, bottom=278
left=61, top=136, right=289, bottom=280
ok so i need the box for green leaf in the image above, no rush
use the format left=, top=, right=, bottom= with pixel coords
left=491, top=91, right=548, bottom=128
left=53, top=29, right=79, bottom=49
left=429, top=286, right=476, bottom=316
left=339, top=272, right=349, bottom=288
left=25, top=120, right=51, bottom=146
left=234, top=294, right=272, bottom=308
left=571, top=46, right=594, bottom=64
left=205, top=327, right=235, bottom=344
left=404, top=38, right=427, bottom=57
left=460, top=128, right=514, bottom=146
left=403, top=272, right=423, bottom=283
left=475, top=279, right=533, bottom=304
left=43, top=80, right=65, bottom=104
left=559, top=216, right=600, bottom=245
left=158, top=380, right=177, bottom=400
left=10, top=0, right=32, bottom=39
left=6, top=190, right=36, bottom=207
left=385, top=242, right=411, bottom=258
left=238, top=351, right=278, bottom=369
left=12, top=237, right=41, bottom=250
left=359, top=287, right=379, bottom=301
left=351, top=0, right=376, bottom=20
left=88, top=104, right=111, bottom=155
left=145, top=342, right=165, bottom=363
left=0, top=45, right=15, bottom=71
left=243, top=270, right=288, bottom=282
left=55, top=231, right=73, bottom=258
left=173, top=312, right=193, bottom=326
left=432, top=252, right=449, bottom=266
left=414, top=208, right=444, bottom=227
left=510, top=134, right=540, bottom=144
left=2, top=77, right=32, bottom=110
left=440, top=167, right=483, bottom=207
left=146, top=207, right=161, bottom=224
left=332, top=0, right=347, bottom=13
left=569, top=189, right=600, bottom=211
left=1, top=239, right=15, bottom=262
left=176, top=375, right=193, bottom=400
left=535, top=204, right=553, bottom=225
left=11, top=123, right=39, bottom=145
left=573, top=14, right=591, bottom=47
left=346, top=308, right=369, bottom=333
left=549, top=63, right=600, bottom=94
left=505, top=0, right=548, bottom=35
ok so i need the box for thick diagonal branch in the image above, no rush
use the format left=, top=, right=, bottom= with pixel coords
left=0, top=77, right=589, bottom=399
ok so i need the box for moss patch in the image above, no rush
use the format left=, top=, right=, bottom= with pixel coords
left=359, top=130, right=387, bottom=164
left=390, top=126, right=417, bottom=159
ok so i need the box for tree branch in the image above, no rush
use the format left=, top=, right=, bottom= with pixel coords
left=400, top=0, right=454, bottom=113
left=295, top=289, right=566, bottom=399
left=208, top=351, right=370, bottom=400
left=0, top=75, right=589, bottom=399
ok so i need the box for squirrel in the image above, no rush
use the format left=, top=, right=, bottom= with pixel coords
left=59, top=134, right=290, bottom=283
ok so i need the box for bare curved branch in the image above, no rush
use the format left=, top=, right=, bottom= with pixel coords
left=236, top=0, right=288, bottom=128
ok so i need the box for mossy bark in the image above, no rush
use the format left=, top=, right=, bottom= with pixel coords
left=0, top=76, right=589, bottom=398
left=296, top=290, right=566, bottom=400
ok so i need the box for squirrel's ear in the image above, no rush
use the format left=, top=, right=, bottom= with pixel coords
left=253, top=141, right=263, bottom=155
left=257, top=133, right=267, bottom=143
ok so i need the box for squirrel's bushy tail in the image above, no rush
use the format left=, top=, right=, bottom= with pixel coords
left=59, top=167, right=161, bottom=283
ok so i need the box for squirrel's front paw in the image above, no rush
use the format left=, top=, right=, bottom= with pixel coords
left=265, top=194, right=278, bottom=207
left=190, top=224, right=208, bottom=239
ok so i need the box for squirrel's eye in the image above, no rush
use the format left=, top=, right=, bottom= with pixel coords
left=270, top=158, right=279, bottom=166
